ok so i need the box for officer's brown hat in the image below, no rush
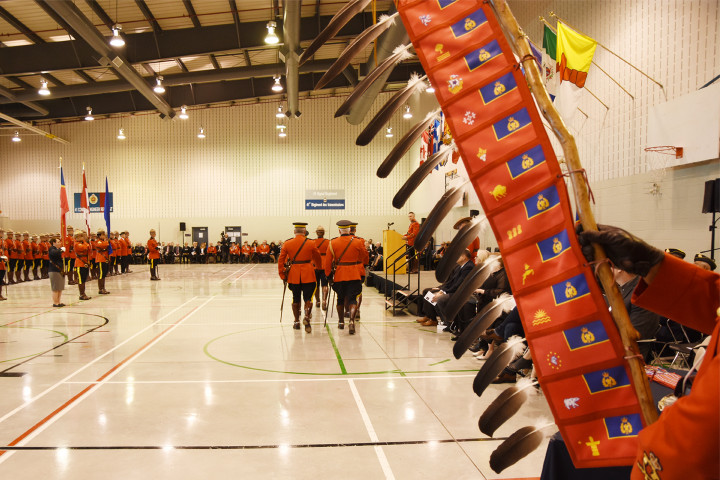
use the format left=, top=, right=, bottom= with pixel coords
left=336, top=220, right=353, bottom=228
left=665, top=248, right=686, bottom=259
left=453, top=217, right=472, bottom=230
left=694, top=254, right=716, bottom=271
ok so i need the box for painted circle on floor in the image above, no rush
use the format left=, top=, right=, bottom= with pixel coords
left=203, top=325, right=477, bottom=376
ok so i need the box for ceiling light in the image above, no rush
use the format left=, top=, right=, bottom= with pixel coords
left=385, top=127, right=393, bottom=138
left=265, top=21, right=279, bottom=45
left=12, top=131, right=21, bottom=142
left=85, top=107, right=94, bottom=121
left=275, top=105, right=285, bottom=118
left=271, top=75, right=283, bottom=92
left=197, top=127, right=206, bottom=139
left=426, top=84, right=435, bottom=93
left=38, top=80, right=50, bottom=96
left=110, top=25, right=125, bottom=47
left=278, top=125, right=287, bottom=138
left=179, top=106, right=189, bottom=120
left=117, top=128, right=126, bottom=140
left=153, top=76, right=165, bottom=94
left=403, top=105, right=413, bottom=119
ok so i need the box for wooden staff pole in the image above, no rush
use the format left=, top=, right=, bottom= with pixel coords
left=494, top=0, right=658, bottom=426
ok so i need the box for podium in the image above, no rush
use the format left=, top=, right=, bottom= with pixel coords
left=383, top=230, right=407, bottom=275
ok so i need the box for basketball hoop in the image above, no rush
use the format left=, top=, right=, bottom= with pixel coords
left=644, top=145, right=683, bottom=159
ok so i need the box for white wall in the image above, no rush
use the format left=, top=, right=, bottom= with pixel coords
left=0, top=94, right=419, bottom=244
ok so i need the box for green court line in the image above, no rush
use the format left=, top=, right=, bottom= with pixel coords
left=325, top=323, right=347, bottom=375
left=0, top=326, right=69, bottom=363
left=429, top=359, right=451, bottom=366
left=203, top=327, right=481, bottom=376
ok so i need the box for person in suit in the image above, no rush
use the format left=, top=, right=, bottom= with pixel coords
left=181, top=243, right=192, bottom=264
left=416, top=249, right=474, bottom=327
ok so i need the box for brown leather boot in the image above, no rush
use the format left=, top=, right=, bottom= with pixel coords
left=98, top=278, right=110, bottom=295
left=291, top=302, right=301, bottom=330
left=321, top=286, right=329, bottom=311
left=15, top=270, right=22, bottom=283
left=79, top=283, right=91, bottom=300
left=303, top=301, right=313, bottom=333
left=32, top=268, right=39, bottom=280
left=336, top=304, right=345, bottom=330
left=348, top=304, right=358, bottom=335
left=23, top=269, right=30, bottom=282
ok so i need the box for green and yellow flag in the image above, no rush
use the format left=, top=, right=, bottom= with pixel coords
left=556, top=22, right=597, bottom=88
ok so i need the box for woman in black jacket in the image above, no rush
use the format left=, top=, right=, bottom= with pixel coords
left=48, top=238, right=65, bottom=307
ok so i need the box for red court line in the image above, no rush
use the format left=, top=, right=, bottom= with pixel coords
left=0, top=303, right=201, bottom=455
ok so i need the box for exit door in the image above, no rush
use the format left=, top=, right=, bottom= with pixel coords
left=192, top=227, right=208, bottom=245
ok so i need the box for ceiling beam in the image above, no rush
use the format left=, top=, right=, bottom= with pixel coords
left=182, top=0, right=201, bottom=28
left=0, top=12, right=383, bottom=77
left=43, top=0, right=175, bottom=118
left=134, top=0, right=162, bottom=34
left=0, top=5, right=46, bottom=44
left=0, top=112, right=69, bottom=144
left=209, top=54, right=220, bottom=70
left=0, top=85, right=49, bottom=115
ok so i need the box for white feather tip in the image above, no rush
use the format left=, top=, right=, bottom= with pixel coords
left=515, top=377, right=536, bottom=392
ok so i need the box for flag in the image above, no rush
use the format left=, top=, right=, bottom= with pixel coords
left=540, top=26, right=559, bottom=98
left=419, top=130, right=429, bottom=165
left=104, top=177, right=112, bottom=255
left=60, top=165, right=69, bottom=248
left=80, top=165, right=91, bottom=235
left=554, top=22, right=597, bottom=123
left=399, top=0, right=472, bottom=40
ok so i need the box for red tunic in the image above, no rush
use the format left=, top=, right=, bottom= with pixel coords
left=147, top=238, right=160, bottom=260
left=313, top=238, right=329, bottom=269
left=630, top=254, right=719, bottom=479
left=278, top=234, right=321, bottom=284
left=324, top=235, right=368, bottom=282
left=469, top=236, right=480, bottom=262
left=22, top=240, right=32, bottom=261
left=74, top=241, right=90, bottom=268
left=405, top=220, right=420, bottom=247
left=32, top=241, right=42, bottom=260
left=94, top=240, right=110, bottom=263
left=41, top=241, right=49, bottom=260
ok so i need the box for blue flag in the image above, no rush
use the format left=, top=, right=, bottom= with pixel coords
left=104, top=177, right=112, bottom=255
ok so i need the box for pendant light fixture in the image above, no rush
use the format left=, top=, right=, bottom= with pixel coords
left=179, top=106, right=189, bottom=120
left=11, top=131, right=21, bottom=142
left=385, top=127, right=393, bottom=138
left=38, top=80, right=50, bottom=96
left=110, top=25, right=125, bottom=47
left=403, top=105, right=413, bottom=119
left=153, top=76, right=165, bottom=94
left=265, top=21, right=279, bottom=44
left=117, top=128, right=126, bottom=140
left=271, top=75, right=283, bottom=92
left=197, top=127, right=206, bottom=139
left=85, top=107, right=94, bottom=121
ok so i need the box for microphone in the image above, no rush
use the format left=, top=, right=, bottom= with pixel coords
left=388, top=222, right=394, bottom=226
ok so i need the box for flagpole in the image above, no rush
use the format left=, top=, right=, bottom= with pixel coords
left=548, top=12, right=666, bottom=99
left=496, top=0, right=658, bottom=427
left=539, top=17, right=636, bottom=101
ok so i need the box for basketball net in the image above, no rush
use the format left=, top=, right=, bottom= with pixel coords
left=643, top=146, right=683, bottom=195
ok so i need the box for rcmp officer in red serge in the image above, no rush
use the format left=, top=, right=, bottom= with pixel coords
left=403, top=212, right=421, bottom=273
left=278, top=222, right=322, bottom=333
left=325, top=220, right=369, bottom=334
left=147, top=229, right=161, bottom=280
left=313, top=226, right=330, bottom=311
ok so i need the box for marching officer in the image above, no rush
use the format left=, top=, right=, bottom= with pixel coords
left=348, top=223, right=369, bottom=319
left=94, top=230, right=111, bottom=295
left=278, top=222, right=322, bottom=333
left=313, top=226, right=330, bottom=310
left=324, top=220, right=368, bottom=334
left=5, top=230, right=16, bottom=285
left=73, top=231, right=92, bottom=301
left=147, top=229, right=161, bottom=280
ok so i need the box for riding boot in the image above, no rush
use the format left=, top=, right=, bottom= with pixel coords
left=337, top=304, right=345, bottom=330
left=291, top=302, right=301, bottom=330
left=23, top=269, right=30, bottom=282
left=8, top=272, right=15, bottom=284
left=32, top=268, right=39, bottom=280
left=99, top=278, right=110, bottom=295
left=15, top=270, right=22, bottom=283
left=321, top=286, right=329, bottom=311
left=348, top=304, right=358, bottom=335
left=303, top=300, right=313, bottom=333
left=356, top=294, right=362, bottom=320
left=68, top=269, right=76, bottom=285
left=79, top=283, right=91, bottom=301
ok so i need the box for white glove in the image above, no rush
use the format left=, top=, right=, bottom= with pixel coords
left=0, top=256, right=7, bottom=261
left=61, top=247, right=66, bottom=252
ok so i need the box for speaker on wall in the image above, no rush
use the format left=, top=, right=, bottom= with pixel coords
left=180, top=222, right=186, bottom=231
left=701, top=179, right=720, bottom=213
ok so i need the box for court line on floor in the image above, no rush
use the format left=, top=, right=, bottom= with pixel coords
left=0, top=296, right=215, bottom=464
left=324, top=323, right=347, bottom=374
left=230, top=264, right=258, bottom=284
left=62, top=374, right=477, bottom=384
left=348, top=379, right=395, bottom=479
left=218, top=266, right=250, bottom=283
left=0, top=296, right=199, bottom=428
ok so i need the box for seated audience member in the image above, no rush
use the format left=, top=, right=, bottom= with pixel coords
left=191, top=241, right=199, bottom=263
left=133, top=243, right=146, bottom=264
left=664, top=247, right=685, bottom=259
left=241, top=241, right=251, bottom=263
left=181, top=243, right=191, bottom=264
left=229, top=242, right=240, bottom=263
left=207, top=243, right=217, bottom=263
left=163, top=242, right=176, bottom=264
left=269, top=242, right=278, bottom=263
left=371, top=243, right=383, bottom=271
left=613, top=266, right=663, bottom=358
left=432, top=242, right=448, bottom=269
left=198, top=243, right=207, bottom=264
left=415, top=249, right=474, bottom=327
left=258, top=241, right=271, bottom=263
